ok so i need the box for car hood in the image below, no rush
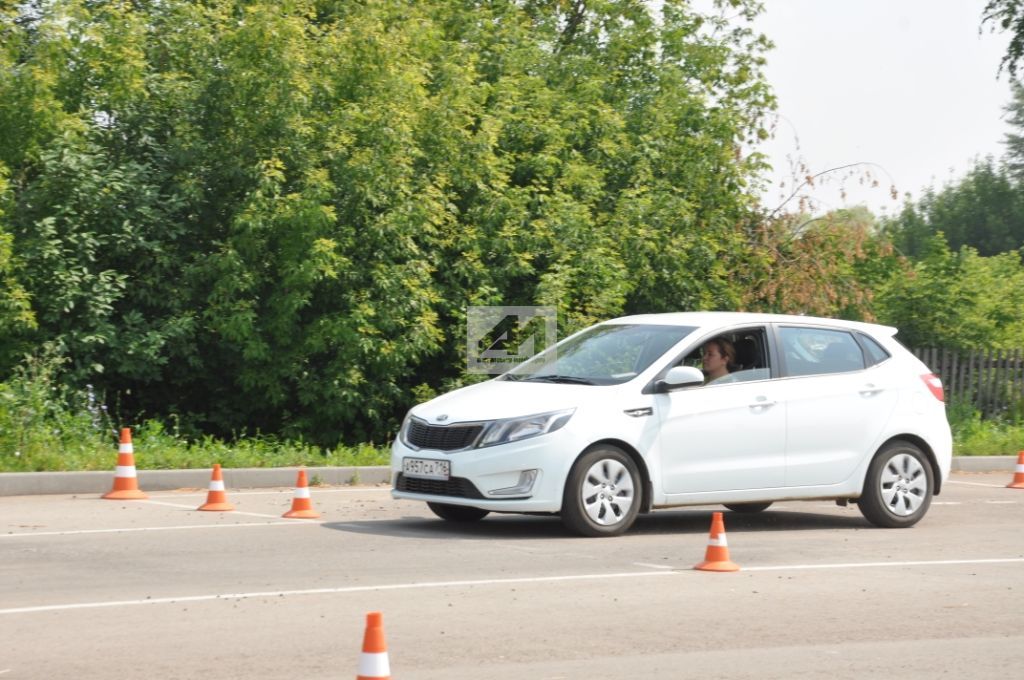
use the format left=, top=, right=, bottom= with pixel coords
left=411, top=379, right=603, bottom=425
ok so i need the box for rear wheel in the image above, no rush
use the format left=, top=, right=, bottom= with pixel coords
left=427, top=502, right=490, bottom=522
left=561, top=445, right=641, bottom=537
left=723, top=502, right=773, bottom=514
left=858, top=441, right=934, bottom=528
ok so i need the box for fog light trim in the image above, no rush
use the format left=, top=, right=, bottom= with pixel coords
left=488, top=469, right=539, bottom=496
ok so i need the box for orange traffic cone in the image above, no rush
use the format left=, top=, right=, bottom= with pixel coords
left=282, top=469, right=320, bottom=519
left=102, top=428, right=148, bottom=500
left=198, top=464, right=235, bottom=511
left=694, top=511, right=740, bottom=572
left=1008, top=451, right=1024, bottom=489
left=356, top=611, right=391, bottom=680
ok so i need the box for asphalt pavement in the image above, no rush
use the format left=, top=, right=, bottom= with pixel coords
left=1, top=469, right=1023, bottom=679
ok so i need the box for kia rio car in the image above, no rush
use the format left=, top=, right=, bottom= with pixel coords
left=391, top=312, right=952, bottom=536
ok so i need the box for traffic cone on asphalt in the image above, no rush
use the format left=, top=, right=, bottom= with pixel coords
left=198, top=464, right=235, bottom=511
left=282, top=469, right=320, bottom=519
left=694, top=511, right=740, bottom=572
left=102, top=428, right=148, bottom=500
left=1008, top=451, right=1024, bottom=489
left=356, top=611, right=391, bottom=680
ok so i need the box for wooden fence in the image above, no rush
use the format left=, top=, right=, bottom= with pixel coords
left=912, top=348, right=1024, bottom=417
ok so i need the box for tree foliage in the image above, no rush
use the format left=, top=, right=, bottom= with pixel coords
left=882, top=157, right=1024, bottom=258
left=984, top=0, right=1024, bottom=78
left=874, top=234, right=1024, bottom=351
left=0, top=165, right=37, bottom=367
left=0, top=0, right=776, bottom=444
left=1004, top=80, right=1024, bottom=180
left=740, top=207, right=898, bottom=320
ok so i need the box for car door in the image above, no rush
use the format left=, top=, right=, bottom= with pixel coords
left=773, top=325, right=900, bottom=487
left=654, top=328, right=787, bottom=495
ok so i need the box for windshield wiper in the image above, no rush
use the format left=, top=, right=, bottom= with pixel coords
left=522, top=374, right=596, bottom=385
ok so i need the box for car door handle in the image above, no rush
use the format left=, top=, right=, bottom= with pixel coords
left=748, top=396, right=777, bottom=410
left=859, top=383, right=884, bottom=397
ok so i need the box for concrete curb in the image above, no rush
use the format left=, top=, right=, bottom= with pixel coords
left=949, top=456, right=1017, bottom=473
left=0, top=457, right=1017, bottom=497
left=0, top=466, right=392, bottom=497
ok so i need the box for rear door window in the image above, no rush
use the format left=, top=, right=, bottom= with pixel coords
left=779, top=327, right=866, bottom=377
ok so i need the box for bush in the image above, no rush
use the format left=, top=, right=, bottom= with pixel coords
left=947, top=399, right=1024, bottom=456
left=0, top=349, right=113, bottom=471
left=0, top=351, right=389, bottom=472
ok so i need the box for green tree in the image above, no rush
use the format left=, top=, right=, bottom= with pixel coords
left=875, top=233, right=1024, bottom=350
left=1004, top=80, right=1024, bottom=180
left=0, top=165, right=36, bottom=368
left=984, top=0, right=1024, bottom=78
left=882, top=157, right=1024, bottom=257
left=1, top=0, right=776, bottom=445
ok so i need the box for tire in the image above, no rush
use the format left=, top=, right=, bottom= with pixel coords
left=561, top=445, right=642, bottom=537
left=858, top=440, right=934, bottom=528
left=723, top=502, right=773, bottom=514
left=427, top=502, right=490, bottom=522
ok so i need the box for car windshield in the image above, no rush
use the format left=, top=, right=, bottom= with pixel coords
left=502, top=324, right=696, bottom=385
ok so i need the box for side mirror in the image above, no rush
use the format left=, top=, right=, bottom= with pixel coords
left=656, top=366, right=705, bottom=392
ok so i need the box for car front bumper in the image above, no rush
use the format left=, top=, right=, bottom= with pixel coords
left=390, top=430, right=579, bottom=513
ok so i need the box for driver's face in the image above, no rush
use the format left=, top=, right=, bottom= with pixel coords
left=702, top=345, right=727, bottom=374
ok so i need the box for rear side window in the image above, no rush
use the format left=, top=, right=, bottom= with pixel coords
left=780, top=327, right=866, bottom=377
left=857, top=333, right=891, bottom=367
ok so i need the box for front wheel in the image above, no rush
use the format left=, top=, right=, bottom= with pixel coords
left=858, top=441, right=934, bottom=528
left=427, top=502, right=490, bottom=522
left=561, top=445, right=641, bottom=537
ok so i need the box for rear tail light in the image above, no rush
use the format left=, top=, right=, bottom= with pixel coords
left=921, top=373, right=944, bottom=402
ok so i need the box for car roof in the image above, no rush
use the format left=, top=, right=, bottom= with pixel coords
left=603, top=311, right=897, bottom=337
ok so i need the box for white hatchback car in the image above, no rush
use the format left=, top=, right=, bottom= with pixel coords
left=391, top=312, right=952, bottom=536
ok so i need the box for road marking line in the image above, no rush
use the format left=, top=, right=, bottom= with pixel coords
left=142, top=500, right=283, bottom=519
left=948, top=481, right=1008, bottom=488
left=0, top=571, right=672, bottom=615
left=0, top=521, right=319, bottom=539
left=633, top=562, right=673, bottom=570
left=932, top=502, right=962, bottom=505
left=4, top=557, right=1023, bottom=616
left=743, top=558, right=1024, bottom=572
left=153, top=487, right=392, bottom=499
left=984, top=500, right=1017, bottom=504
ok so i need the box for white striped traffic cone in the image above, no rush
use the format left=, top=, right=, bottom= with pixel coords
left=198, top=464, right=235, bottom=511
left=356, top=611, right=391, bottom=680
left=694, top=511, right=740, bottom=572
left=282, top=469, right=320, bottom=519
left=102, top=428, right=148, bottom=500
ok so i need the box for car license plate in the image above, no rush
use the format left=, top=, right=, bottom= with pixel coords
left=403, top=457, right=450, bottom=481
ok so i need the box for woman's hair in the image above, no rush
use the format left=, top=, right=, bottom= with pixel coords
left=708, top=337, right=738, bottom=371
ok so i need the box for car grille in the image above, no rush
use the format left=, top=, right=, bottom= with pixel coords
left=406, top=420, right=483, bottom=451
left=395, top=474, right=485, bottom=499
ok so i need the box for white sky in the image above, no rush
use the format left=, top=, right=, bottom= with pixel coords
left=752, top=0, right=1013, bottom=217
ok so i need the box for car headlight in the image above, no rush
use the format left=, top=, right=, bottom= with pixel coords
left=477, top=408, right=575, bottom=448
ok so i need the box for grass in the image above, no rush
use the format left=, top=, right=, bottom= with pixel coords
left=0, top=418, right=391, bottom=473
left=0, top=352, right=390, bottom=472
left=948, top=400, right=1024, bottom=456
